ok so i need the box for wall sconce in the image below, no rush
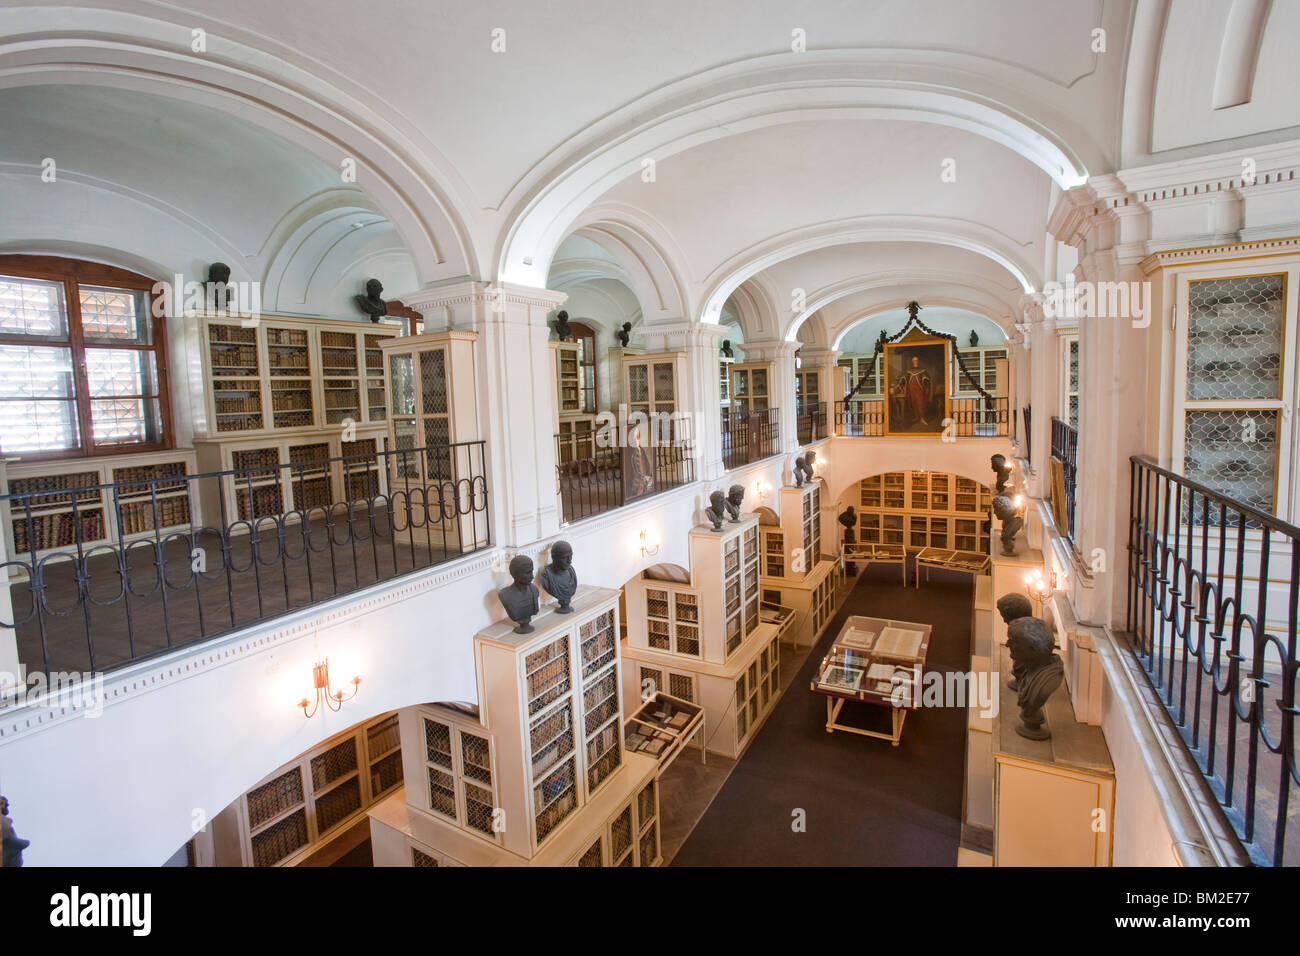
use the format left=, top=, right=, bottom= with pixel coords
left=299, top=658, right=361, bottom=718
left=754, top=479, right=770, bottom=500
left=639, top=529, right=660, bottom=558
left=1023, top=569, right=1054, bottom=615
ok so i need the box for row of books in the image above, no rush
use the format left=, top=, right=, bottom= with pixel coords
left=13, top=511, right=105, bottom=552
left=273, top=411, right=313, bottom=428
left=266, top=329, right=307, bottom=346
left=271, top=393, right=312, bottom=411
left=215, top=394, right=262, bottom=413
left=246, top=771, right=304, bottom=829
left=210, top=344, right=259, bottom=365
left=587, top=746, right=621, bottom=792
left=236, top=486, right=285, bottom=520
left=118, top=498, right=190, bottom=535
left=250, top=810, right=308, bottom=867
left=9, top=472, right=100, bottom=504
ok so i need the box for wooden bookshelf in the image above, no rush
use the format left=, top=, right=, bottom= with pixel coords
left=224, top=712, right=402, bottom=867
left=1, top=450, right=198, bottom=563
left=857, top=471, right=992, bottom=552
left=191, top=314, right=399, bottom=439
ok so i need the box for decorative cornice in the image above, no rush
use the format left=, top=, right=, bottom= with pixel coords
left=637, top=320, right=726, bottom=351
left=400, top=280, right=569, bottom=314
left=1139, top=235, right=1300, bottom=275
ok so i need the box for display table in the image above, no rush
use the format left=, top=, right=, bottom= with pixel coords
left=810, top=615, right=932, bottom=745
left=841, top=543, right=907, bottom=584
left=913, top=547, right=990, bottom=586
left=624, top=692, right=706, bottom=769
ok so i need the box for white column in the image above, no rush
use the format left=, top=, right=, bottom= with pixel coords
left=403, top=281, right=568, bottom=547
left=1023, top=299, right=1055, bottom=499
left=1071, top=254, right=1149, bottom=628
left=743, top=340, right=800, bottom=453
left=637, top=321, right=726, bottom=482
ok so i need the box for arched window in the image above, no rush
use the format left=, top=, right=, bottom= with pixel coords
left=0, top=255, right=172, bottom=459
left=569, top=321, right=598, bottom=413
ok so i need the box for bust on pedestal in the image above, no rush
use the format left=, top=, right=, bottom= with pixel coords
left=1007, top=616, right=1064, bottom=740
left=497, top=555, right=541, bottom=633
left=996, top=593, right=1034, bottom=690
left=705, top=490, right=727, bottom=531
left=792, top=452, right=815, bottom=487
left=725, top=485, right=745, bottom=522
left=992, top=495, right=1023, bottom=556
left=539, top=541, right=578, bottom=614
left=839, top=506, right=857, bottom=573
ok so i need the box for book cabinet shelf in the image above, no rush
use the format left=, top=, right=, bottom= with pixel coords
left=193, top=428, right=387, bottom=525
left=201, top=711, right=402, bottom=867
left=729, top=361, right=772, bottom=419
left=0, top=449, right=198, bottom=566
left=621, top=351, right=683, bottom=424
left=190, top=313, right=399, bottom=438
left=625, top=516, right=762, bottom=664
left=368, top=586, right=662, bottom=866
left=856, top=471, right=992, bottom=552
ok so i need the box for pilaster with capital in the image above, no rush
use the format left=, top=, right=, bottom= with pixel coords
left=636, top=321, right=727, bottom=482
left=401, top=280, right=568, bottom=547
left=742, top=339, right=800, bottom=454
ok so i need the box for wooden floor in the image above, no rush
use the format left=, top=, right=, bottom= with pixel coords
left=10, top=513, right=459, bottom=677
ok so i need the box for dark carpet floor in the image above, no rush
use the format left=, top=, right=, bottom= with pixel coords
left=670, top=560, right=975, bottom=866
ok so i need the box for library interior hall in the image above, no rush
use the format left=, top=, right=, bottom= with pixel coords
left=0, top=0, right=1298, bottom=872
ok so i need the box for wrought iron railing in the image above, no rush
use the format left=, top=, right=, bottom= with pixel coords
left=833, top=396, right=1009, bottom=437
left=555, top=416, right=695, bottom=523
left=1051, top=416, right=1078, bottom=543
left=796, top=401, right=827, bottom=445
left=1, top=441, right=490, bottom=685
left=1127, top=455, right=1298, bottom=866
left=721, top=407, right=780, bottom=470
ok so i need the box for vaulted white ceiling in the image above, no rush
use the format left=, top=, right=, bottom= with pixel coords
left=1, top=0, right=1298, bottom=324
left=0, top=84, right=417, bottom=317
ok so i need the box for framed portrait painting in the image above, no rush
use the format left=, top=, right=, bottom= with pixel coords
left=883, top=336, right=950, bottom=436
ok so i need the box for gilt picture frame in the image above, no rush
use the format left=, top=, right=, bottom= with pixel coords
left=883, top=335, right=950, bottom=436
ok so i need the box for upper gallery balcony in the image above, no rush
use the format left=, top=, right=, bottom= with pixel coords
left=833, top=396, right=1010, bottom=438
left=0, top=440, right=490, bottom=686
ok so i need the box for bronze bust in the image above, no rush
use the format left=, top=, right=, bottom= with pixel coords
left=725, top=484, right=745, bottom=522
left=991, top=494, right=1023, bottom=556
left=205, top=262, right=233, bottom=310
left=1007, top=617, right=1064, bottom=740
left=991, top=453, right=1012, bottom=494
left=539, top=541, right=578, bottom=614
left=616, top=322, right=632, bottom=347
left=553, top=310, right=573, bottom=342
left=793, top=452, right=815, bottom=487
left=497, top=555, right=541, bottom=633
left=705, top=490, right=727, bottom=531
left=996, top=593, right=1035, bottom=689
left=839, top=505, right=858, bottom=572
left=354, top=278, right=389, bottom=323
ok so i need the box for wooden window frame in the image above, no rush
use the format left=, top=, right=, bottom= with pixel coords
left=0, top=254, right=174, bottom=461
